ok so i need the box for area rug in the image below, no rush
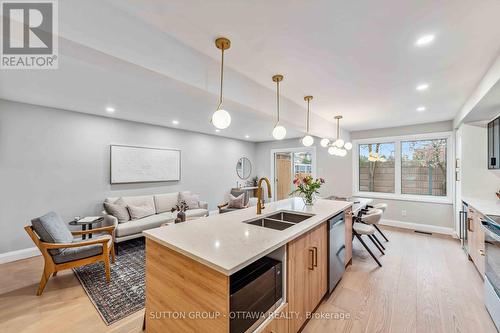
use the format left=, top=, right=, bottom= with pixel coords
left=73, top=238, right=145, bottom=325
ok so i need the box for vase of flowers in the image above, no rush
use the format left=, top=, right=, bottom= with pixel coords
left=290, top=176, right=325, bottom=206
left=171, top=200, right=189, bottom=222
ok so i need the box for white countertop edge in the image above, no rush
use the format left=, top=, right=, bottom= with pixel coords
left=462, top=196, right=500, bottom=216
left=143, top=201, right=353, bottom=276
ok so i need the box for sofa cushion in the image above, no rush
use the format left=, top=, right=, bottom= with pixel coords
left=127, top=203, right=155, bottom=220
left=115, top=212, right=175, bottom=238
left=31, top=212, right=73, bottom=255
left=185, top=209, right=208, bottom=219
left=154, top=192, right=179, bottom=214
left=52, top=235, right=112, bottom=264
left=180, top=191, right=200, bottom=209
left=103, top=197, right=130, bottom=223
left=114, top=195, right=155, bottom=207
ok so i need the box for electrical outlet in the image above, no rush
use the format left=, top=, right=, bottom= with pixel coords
left=401, top=209, right=407, bottom=217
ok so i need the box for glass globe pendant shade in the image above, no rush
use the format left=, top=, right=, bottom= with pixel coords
left=328, top=146, right=336, bottom=155
left=335, top=138, right=345, bottom=148
left=272, top=125, right=287, bottom=140
left=212, top=109, right=231, bottom=129
left=344, top=142, right=352, bottom=150
left=338, top=148, right=347, bottom=157
left=320, top=138, right=330, bottom=147
left=302, top=135, right=314, bottom=147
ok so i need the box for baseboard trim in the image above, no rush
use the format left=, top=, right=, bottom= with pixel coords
left=0, top=247, right=40, bottom=264
left=380, top=219, right=455, bottom=236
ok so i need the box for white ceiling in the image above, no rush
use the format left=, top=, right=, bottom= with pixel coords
left=1, top=0, right=500, bottom=141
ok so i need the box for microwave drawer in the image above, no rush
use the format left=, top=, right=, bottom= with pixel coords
left=230, top=267, right=278, bottom=333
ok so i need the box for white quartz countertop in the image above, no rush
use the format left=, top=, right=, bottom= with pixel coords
left=462, top=196, right=500, bottom=216
left=143, top=198, right=352, bottom=275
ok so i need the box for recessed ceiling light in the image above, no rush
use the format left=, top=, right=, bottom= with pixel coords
left=415, top=34, right=435, bottom=47
left=416, top=83, right=429, bottom=91
left=215, top=129, right=220, bottom=133
left=416, top=106, right=426, bottom=112
left=172, top=120, right=179, bottom=125
left=105, top=106, right=115, bottom=113
left=245, top=135, right=250, bottom=139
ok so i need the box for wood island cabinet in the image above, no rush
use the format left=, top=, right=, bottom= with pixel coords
left=257, top=304, right=288, bottom=333
left=145, top=205, right=352, bottom=333
left=467, top=207, right=485, bottom=277
left=287, top=223, right=328, bottom=333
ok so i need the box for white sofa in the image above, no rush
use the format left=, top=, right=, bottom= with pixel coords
left=102, top=192, right=208, bottom=244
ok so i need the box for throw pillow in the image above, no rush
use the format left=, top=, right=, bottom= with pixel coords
left=228, top=193, right=245, bottom=209
left=103, top=197, right=130, bottom=223
left=179, top=191, right=200, bottom=209
left=127, top=203, right=155, bottom=220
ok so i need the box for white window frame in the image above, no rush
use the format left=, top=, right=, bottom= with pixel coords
left=352, top=131, right=454, bottom=204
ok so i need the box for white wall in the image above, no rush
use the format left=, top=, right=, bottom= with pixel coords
left=0, top=99, right=256, bottom=253
left=254, top=131, right=353, bottom=199
left=350, top=121, right=455, bottom=230
left=460, top=123, right=500, bottom=199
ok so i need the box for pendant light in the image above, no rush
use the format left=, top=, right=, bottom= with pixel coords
left=272, top=74, right=287, bottom=140
left=211, top=37, right=231, bottom=129
left=301, top=96, right=314, bottom=147
left=328, top=115, right=351, bottom=156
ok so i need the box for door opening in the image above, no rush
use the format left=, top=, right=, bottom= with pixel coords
left=271, top=147, right=316, bottom=201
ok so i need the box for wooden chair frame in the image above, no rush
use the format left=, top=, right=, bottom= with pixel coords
left=24, top=225, right=116, bottom=296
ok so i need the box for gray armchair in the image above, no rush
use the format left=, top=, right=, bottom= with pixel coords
left=25, top=211, right=115, bottom=295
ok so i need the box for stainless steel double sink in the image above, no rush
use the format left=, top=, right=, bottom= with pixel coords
left=243, top=210, right=315, bottom=230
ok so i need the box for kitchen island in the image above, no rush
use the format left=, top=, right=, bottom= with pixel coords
left=143, top=198, right=353, bottom=333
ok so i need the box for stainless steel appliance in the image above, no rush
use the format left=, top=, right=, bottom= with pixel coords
left=328, top=212, right=346, bottom=293
left=459, top=201, right=469, bottom=253
left=481, top=215, right=500, bottom=331
left=229, top=257, right=282, bottom=333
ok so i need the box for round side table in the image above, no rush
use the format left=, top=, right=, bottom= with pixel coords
left=69, top=218, right=103, bottom=240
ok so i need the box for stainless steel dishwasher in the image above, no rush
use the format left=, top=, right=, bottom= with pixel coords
left=328, top=212, right=346, bottom=293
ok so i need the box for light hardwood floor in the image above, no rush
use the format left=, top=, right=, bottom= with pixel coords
left=0, top=227, right=496, bottom=333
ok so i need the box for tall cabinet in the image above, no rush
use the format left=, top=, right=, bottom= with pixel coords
left=467, top=206, right=485, bottom=277
left=287, top=223, right=327, bottom=333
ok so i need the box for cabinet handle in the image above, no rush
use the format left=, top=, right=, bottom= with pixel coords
left=308, top=248, right=314, bottom=270
left=479, top=250, right=485, bottom=256
left=467, top=218, right=473, bottom=232
left=313, top=247, right=318, bottom=267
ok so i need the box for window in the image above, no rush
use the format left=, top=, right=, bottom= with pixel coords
left=353, top=132, right=452, bottom=203
left=358, top=142, right=395, bottom=193
left=401, top=139, right=447, bottom=196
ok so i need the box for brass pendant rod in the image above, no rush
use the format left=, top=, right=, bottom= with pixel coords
left=276, top=79, right=280, bottom=123
left=217, top=48, right=224, bottom=110
left=336, top=117, right=340, bottom=140
left=306, top=99, right=310, bottom=133
left=334, top=115, right=343, bottom=140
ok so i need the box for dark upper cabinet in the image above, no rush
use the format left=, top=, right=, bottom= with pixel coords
left=488, top=116, right=500, bottom=169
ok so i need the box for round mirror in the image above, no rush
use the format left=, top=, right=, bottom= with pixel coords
left=236, top=157, right=252, bottom=180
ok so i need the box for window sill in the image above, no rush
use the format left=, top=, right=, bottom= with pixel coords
left=353, top=192, right=453, bottom=205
